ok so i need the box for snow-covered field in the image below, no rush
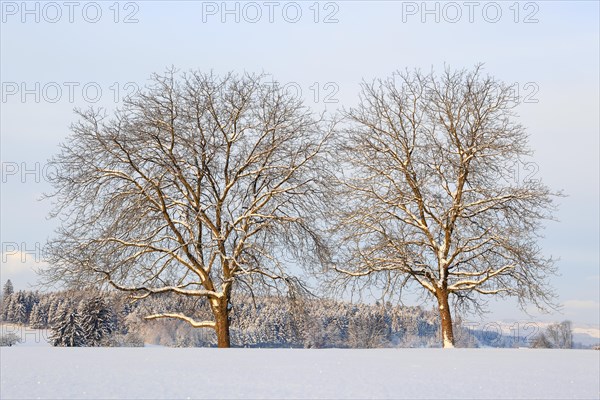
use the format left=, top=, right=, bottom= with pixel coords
left=1, top=346, right=599, bottom=399
left=1, top=323, right=598, bottom=399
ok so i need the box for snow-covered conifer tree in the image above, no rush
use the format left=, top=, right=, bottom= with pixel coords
left=0, top=293, right=13, bottom=321
left=51, top=310, right=86, bottom=347
left=2, top=279, right=14, bottom=298
left=29, top=304, right=43, bottom=328
left=11, top=292, right=28, bottom=324
left=29, top=300, right=50, bottom=329
left=79, top=296, right=115, bottom=346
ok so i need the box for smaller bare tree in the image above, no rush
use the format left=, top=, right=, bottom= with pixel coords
left=43, top=69, right=332, bottom=347
left=330, top=65, right=560, bottom=348
left=538, top=320, right=573, bottom=349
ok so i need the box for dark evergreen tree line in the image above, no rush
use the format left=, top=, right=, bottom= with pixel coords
left=3, top=282, right=571, bottom=348
left=1, top=286, right=445, bottom=347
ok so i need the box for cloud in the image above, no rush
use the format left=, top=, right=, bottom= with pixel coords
left=563, top=300, right=600, bottom=310
left=0, top=250, right=47, bottom=291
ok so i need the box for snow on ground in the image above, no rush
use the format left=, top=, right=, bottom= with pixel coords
left=1, top=347, right=599, bottom=399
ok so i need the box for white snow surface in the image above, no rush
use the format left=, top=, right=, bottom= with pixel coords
left=1, top=347, right=599, bottom=399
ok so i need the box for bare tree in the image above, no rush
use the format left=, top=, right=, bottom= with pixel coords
left=544, top=320, right=573, bottom=349
left=331, top=65, right=560, bottom=348
left=43, top=70, right=331, bottom=347
left=530, top=331, right=553, bottom=349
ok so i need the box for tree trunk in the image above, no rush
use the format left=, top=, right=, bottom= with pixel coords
left=436, top=290, right=455, bottom=348
left=213, top=299, right=231, bottom=348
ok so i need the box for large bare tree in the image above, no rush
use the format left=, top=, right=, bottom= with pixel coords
left=331, top=66, right=559, bottom=348
left=43, top=70, right=331, bottom=347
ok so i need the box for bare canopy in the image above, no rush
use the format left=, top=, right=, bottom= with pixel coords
left=43, top=70, right=331, bottom=347
left=331, top=65, right=560, bottom=348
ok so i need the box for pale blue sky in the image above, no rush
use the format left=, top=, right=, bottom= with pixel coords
left=1, top=1, right=598, bottom=328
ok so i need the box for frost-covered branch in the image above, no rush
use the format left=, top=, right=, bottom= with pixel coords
left=144, top=313, right=216, bottom=328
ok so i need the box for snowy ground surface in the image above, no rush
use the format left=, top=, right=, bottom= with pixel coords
left=1, top=346, right=599, bottom=399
